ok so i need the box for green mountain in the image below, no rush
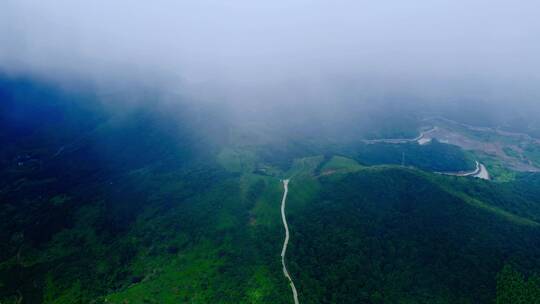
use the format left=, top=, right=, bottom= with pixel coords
left=287, top=163, right=540, bottom=303
left=1, top=77, right=540, bottom=303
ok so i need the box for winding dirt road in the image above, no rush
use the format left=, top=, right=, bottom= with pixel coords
left=280, top=179, right=299, bottom=304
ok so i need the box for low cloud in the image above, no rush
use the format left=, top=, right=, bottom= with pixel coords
left=1, top=0, right=539, bottom=111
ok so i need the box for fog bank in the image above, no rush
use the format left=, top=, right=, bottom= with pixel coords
left=1, top=1, right=540, bottom=113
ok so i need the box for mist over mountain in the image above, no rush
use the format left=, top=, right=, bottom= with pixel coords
left=2, top=2, right=540, bottom=304
left=2, top=1, right=540, bottom=112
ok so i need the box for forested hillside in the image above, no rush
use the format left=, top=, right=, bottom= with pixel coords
left=2, top=77, right=540, bottom=303
left=287, top=166, right=540, bottom=303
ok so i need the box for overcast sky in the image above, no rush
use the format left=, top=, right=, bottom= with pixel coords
left=1, top=0, right=539, bottom=107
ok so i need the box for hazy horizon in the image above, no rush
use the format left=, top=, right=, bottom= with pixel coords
left=1, top=1, right=540, bottom=110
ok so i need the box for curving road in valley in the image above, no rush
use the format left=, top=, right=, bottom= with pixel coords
left=280, top=179, right=299, bottom=304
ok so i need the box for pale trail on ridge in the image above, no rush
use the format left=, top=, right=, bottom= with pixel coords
left=280, top=179, right=299, bottom=304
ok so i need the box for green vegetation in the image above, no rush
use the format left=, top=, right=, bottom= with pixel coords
left=523, top=144, right=540, bottom=167
left=474, top=153, right=518, bottom=182
left=355, top=140, right=476, bottom=172
left=496, top=265, right=540, bottom=304
left=3, top=77, right=540, bottom=303
left=286, top=167, right=540, bottom=303
left=217, top=148, right=258, bottom=173
left=503, top=147, right=521, bottom=159
left=286, top=156, right=324, bottom=178
left=319, top=155, right=364, bottom=175
left=0, top=79, right=291, bottom=303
